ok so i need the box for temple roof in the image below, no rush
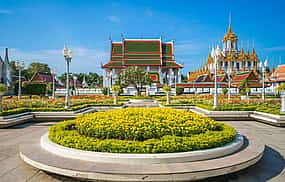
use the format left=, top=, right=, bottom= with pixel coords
left=267, top=64, right=285, bottom=82
left=103, top=38, right=182, bottom=68
left=223, top=24, right=238, bottom=42
left=30, top=72, right=53, bottom=83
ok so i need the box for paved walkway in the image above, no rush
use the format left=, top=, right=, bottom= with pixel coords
left=0, top=121, right=284, bottom=182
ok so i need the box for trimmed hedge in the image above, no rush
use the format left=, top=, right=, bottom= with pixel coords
left=49, top=108, right=237, bottom=153
left=0, top=103, right=122, bottom=116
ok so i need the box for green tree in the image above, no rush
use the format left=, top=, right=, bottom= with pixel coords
left=102, top=87, right=108, bottom=95
left=277, top=83, right=285, bottom=95
left=27, top=62, right=51, bottom=78
left=0, top=84, right=8, bottom=112
left=119, top=67, right=150, bottom=95
left=240, top=79, right=250, bottom=97
left=176, top=86, right=184, bottom=95
left=222, top=88, right=228, bottom=95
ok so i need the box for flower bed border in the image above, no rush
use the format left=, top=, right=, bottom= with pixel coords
left=41, top=132, right=244, bottom=164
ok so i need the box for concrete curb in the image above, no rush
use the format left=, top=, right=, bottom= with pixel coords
left=19, top=132, right=264, bottom=182
left=41, top=132, right=244, bottom=164
left=0, top=106, right=122, bottom=128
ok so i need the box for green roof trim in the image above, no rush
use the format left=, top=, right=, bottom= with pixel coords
left=126, top=59, right=161, bottom=65
left=113, top=44, right=122, bottom=54
left=125, top=41, right=160, bottom=52
left=107, top=62, right=123, bottom=66
left=236, top=71, right=250, bottom=75
left=125, top=54, right=160, bottom=58
left=162, top=43, right=172, bottom=54
left=163, top=62, right=181, bottom=67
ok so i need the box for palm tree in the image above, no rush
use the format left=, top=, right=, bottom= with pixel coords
left=111, top=85, right=121, bottom=105
left=0, top=84, right=8, bottom=112
left=163, top=85, right=171, bottom=105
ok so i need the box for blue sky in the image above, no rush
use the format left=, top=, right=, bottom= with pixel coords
left=0, top=0, right=284, bottom=75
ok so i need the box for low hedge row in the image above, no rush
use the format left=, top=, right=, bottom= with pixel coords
left=49, top=120, right=236, bottom=153
left=0, top=103, right=122, bottom=116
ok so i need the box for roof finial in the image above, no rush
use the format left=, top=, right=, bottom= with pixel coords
left=228, top=11, right=232, bottom=32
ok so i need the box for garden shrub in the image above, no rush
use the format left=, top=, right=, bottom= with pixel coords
left=24, top=83, right=47, bottom=96
left=49, top=108, right=236, bottom=153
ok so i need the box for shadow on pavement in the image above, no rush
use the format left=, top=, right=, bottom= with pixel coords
left=198, top=145, right=285, bottom=182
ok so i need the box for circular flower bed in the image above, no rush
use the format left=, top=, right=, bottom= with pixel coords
left=49, top=108, right=236, bottom=153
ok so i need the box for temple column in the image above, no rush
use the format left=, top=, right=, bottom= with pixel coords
left=111, top=69, right=116, bottom=85
left=158, top=67, right=163, bottom=84
left=168, top=68, right=173, bottom=85
left=146, top=66, right=150, bottom=72
left=178, top=69, right=181, bottom=83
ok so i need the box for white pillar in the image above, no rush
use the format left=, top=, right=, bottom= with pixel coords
left=178, top=69, right=181, bottom=83
left=168, top=68, right=173, bottom=85
left=158, top=67, right=163, bottom=84
left=146, top=66, right=150, bottom=72
left=111, top=69, right=116, bottom=85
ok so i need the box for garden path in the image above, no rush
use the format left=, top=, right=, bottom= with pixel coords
left=0, top=121, right=284, bottom=182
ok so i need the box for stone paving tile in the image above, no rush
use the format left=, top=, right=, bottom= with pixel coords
left=0, top=155, right=22, bottom=177
left=0, top=160, right=39, bottom=182
left=0, top=121, right=285, bottom=182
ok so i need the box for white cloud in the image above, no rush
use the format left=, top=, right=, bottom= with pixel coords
left=107, top=16, right=120, bottom=23
left=0, top=9, right=13, bottom=15
left=7, top=47, right=109, bottom=74
left=265, top=46, right=285, bottom=51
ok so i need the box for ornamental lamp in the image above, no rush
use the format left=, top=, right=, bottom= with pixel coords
left=63, top=46, right=72, bottom=60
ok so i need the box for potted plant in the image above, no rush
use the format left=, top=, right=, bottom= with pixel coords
left=163, top=85, right=171, bottom=105
left=111, top=85, right=121, bottom=105
left=0, top=84, right=8, bottom=112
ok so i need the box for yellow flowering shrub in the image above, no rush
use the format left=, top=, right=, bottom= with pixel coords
left=49, top=108, right=236, bottom=153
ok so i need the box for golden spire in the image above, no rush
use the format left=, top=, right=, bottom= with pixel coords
left=223, top=13, right=238, bottom=42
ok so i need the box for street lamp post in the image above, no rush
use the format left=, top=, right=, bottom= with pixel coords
left=227, top=68, right=232, bottom=102
left=211, top=45, right=221, bottom=109
left=15, top=61, right=24, bottom=99
left=62, top=46, right=72, bottom=109
left=174, top=74, right=177, bottom=96
left=259, top=61, right=265, bottom=100
left=51, top=69, right=56, bottom=99
left=73, top=75, right=77, bottom=96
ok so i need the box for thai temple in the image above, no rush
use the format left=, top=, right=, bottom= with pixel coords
left=102, top=37, right=183, bottom=92
left=182, top=22, right=276, bottom=94
left=188, top=23, right=268, bottom=82
left=0, top=48, right=12, bottom=87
